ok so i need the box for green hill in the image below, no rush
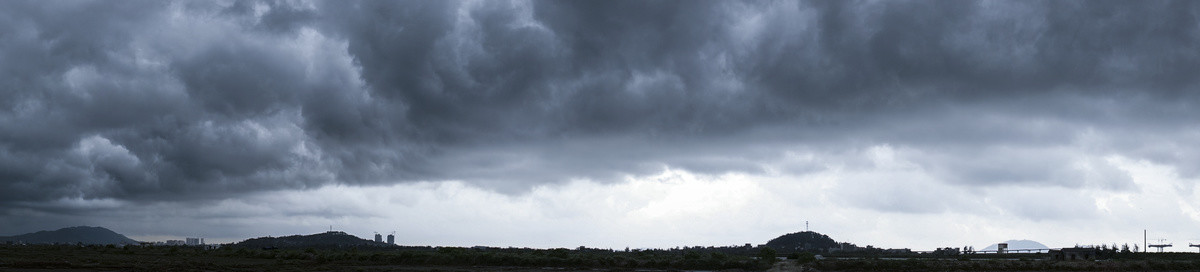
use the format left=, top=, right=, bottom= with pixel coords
left=233, top=231, right=391, bottom=249
left=0, top=226, right=140, bottom=245
left=765, top=231, right=841, bottom=251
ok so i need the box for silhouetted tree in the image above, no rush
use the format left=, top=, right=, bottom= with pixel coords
left=758, top=247, right=777, bottom=264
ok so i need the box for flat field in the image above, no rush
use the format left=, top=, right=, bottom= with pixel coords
left=6, top=245, right=1200, bottom=271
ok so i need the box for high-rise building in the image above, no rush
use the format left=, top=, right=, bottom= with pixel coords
left=387, top=233, right=395, bottom=245
left=374, top=233, right=382, bottom=243
left=186, top=238, right=200, bottom=246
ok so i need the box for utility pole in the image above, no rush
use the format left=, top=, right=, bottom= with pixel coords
left=1144, top=229, right=1147, bottom=253
left=806, top=221, right=809, bottom=232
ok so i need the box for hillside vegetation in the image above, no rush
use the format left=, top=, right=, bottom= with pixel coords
left=0, top=226, right=139, bottom=245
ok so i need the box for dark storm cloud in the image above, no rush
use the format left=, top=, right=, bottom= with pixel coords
left=2, top=0, right=1199, bottom=214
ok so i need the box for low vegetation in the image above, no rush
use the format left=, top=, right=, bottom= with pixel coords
left=7, top=244, right=1200, bottom=271
left=7, top=229, right=1200, bottom=271
left=0, top=244, right=765, bottom=271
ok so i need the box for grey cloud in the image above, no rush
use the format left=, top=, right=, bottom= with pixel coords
left=0, top=1, right=344, bottom=204
left=914, top=145, right=1135, bottom=190
left=221, top=0, right=319, bottom=34
left=1, top=0, right=1199, bottom=215
left=800, top=1, right=1200, bottom=101
left=989, top=188, right=1102, bottom=221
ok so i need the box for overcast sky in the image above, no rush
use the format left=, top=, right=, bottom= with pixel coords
left=3, top=0, right=1200, bottom=251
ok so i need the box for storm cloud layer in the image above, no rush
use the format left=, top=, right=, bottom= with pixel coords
left=3, top=0, right=1200, bottom=241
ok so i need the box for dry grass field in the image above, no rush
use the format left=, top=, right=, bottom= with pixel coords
left=6, top=244, right=1200, bottom=271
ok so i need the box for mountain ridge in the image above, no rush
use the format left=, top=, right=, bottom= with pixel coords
left=982, top=239, right=1050, bottom=251
left=232, top=231, right=392, bottom=248
left=0, top=226, right=140, bottom=245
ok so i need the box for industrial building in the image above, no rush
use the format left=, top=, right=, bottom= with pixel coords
left=1048, top=247, right=1096, bottom=261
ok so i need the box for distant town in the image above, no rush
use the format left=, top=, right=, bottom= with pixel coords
left=145, top=237, right=206, bottom=247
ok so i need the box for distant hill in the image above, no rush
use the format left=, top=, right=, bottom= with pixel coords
left=233, top=231, right=391, bottom=249
left=0, top=226, right=139, bottom=245
left=765, top=231, right=842, bottom=251
left=982, top=240, right=1050, bottom=251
